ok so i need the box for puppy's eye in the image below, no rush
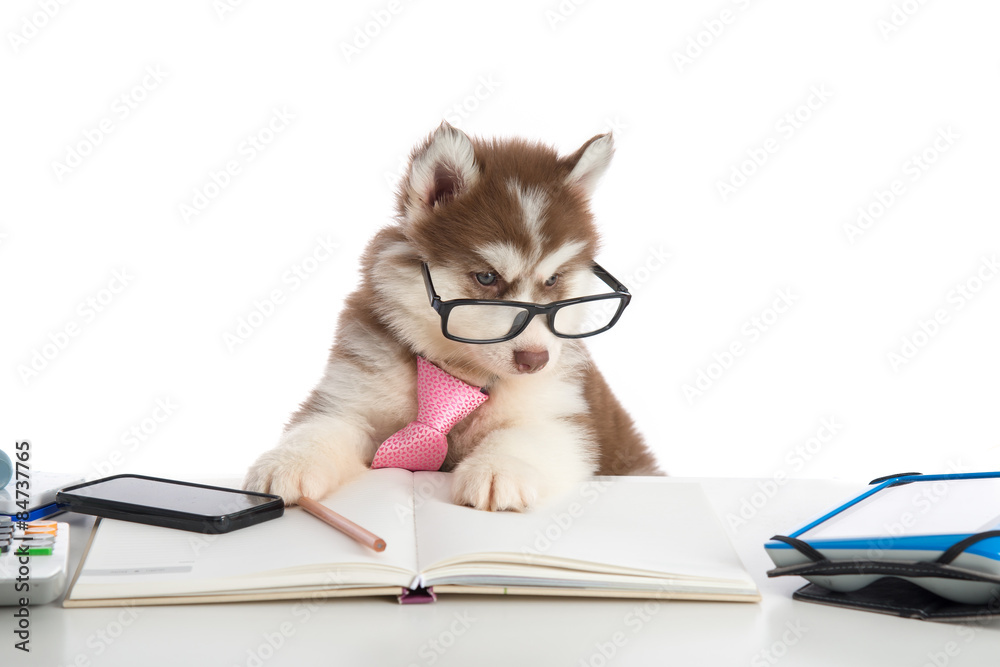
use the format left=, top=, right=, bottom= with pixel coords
left=475, top=271, right=498, bottom=286
left=544, top=274, right=558, bottom=287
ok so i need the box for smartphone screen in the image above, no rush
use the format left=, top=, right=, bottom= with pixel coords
left=58, top=475, right=283, bottom=533
left=66, top=476, right=272, bottom=514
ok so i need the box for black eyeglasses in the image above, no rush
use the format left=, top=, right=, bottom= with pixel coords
left=421, top=262, right=631, bottom=344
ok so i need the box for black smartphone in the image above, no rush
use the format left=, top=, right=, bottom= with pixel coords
left=56, top=474, right=284, bottom=534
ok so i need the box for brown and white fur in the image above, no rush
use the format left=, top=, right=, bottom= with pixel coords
left=243, top=123, right=660, bottom=511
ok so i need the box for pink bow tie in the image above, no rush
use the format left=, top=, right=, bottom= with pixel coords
left=370, top=356, right=489, bottom=471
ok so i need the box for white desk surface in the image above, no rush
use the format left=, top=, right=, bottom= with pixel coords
left=4, top=478, right=999, bottom=667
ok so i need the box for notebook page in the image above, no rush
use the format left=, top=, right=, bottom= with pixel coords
left=70, top=469, right=418, bottom=599
left=413, top=473, right=753, bottom=585
left=801, top=476, right=1000, bottom=539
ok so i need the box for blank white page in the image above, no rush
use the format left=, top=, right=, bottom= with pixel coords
left=72, top=469, right=419, bottom=597
left=802, top=477, right=1000, bottom=540
left=413, top=473, right=754, bottom=584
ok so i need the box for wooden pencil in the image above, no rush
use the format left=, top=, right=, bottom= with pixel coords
left=298, top=496, right=386, bottom=552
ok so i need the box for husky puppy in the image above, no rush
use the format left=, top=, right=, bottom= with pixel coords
left=244, top=123, right=660, bottom=511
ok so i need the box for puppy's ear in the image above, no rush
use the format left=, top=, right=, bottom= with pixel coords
left=562, top=133, right=614, bottom=197
left=400, top=122, right=479, bottom=219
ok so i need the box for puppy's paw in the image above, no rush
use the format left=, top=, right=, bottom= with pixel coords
left=452, top=453, right=541, bottom=512
left=243, top=451, right=335, bottom=506
left=243, top=425, right=365, bottom=506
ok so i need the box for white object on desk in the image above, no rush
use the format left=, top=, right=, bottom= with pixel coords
left=0, top=522, right=71, bottom=606
left=17, top=478, right=1000, bottom=667
left=63, top=471, right=759, bottom=606
left=0, top=472, right=86, bottom=520
left=766, top=472, right=1000, bottom=604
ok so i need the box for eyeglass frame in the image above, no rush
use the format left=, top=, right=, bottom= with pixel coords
left=420, top=261, right=632, bottom=344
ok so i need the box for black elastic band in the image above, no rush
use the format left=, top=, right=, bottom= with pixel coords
left=770, top=535, right=827, bottom=563
left=768, top=558, right=1000, bottom=584
left=869, top=472, right=922, bottom=485
left=937, top=530, right=1000, bottom=565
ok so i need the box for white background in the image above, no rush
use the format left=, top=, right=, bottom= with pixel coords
left=3, top=0, right=999, bottom=484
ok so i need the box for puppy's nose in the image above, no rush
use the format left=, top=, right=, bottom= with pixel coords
left=514, top=349, right=549, bottom=373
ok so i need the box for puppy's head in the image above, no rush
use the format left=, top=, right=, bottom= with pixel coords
left=378, top=123, right=615, bottom=381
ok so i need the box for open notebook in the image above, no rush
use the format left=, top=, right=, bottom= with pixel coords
left=63, top=470, right=759, bottom=607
